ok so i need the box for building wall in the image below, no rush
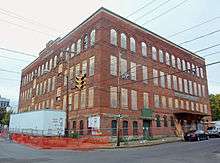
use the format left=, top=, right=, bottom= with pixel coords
left=18, top=8, right=211, bottom=137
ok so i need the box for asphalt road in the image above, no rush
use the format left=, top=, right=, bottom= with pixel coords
left=0, top=138, right=220, bottom=163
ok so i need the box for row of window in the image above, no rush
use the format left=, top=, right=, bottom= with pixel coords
left=109, top=28, right=205, bottom=79
left=153, top=94, right=208, bottom=113
left=21, top=29, right=96, bottom=86
left=153, top=69, right=206, bottom=97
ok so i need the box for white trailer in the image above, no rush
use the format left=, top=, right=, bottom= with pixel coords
left=9, top=109, right=66, bottom=136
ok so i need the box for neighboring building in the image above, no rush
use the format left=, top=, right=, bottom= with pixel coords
left=0, top=95, right=10, bottom=110
left=18, top=8, right=211, bottom=137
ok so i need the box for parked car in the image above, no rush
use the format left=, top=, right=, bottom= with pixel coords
left=207, top=126, right=220, bottom=138
left=184, top=130, right=209, bottom=141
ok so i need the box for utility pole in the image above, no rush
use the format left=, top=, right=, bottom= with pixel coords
left=65, top=50, right=70, bottom=137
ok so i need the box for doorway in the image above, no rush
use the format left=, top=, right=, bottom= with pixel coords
left=143, top=120, right=151, bottom=137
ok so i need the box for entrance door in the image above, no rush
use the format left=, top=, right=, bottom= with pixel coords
left=143, top=120, right=151, bottom=137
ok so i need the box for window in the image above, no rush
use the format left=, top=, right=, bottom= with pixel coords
left=192, top=64, right=196, bottom=75
left=196, top=66, right=200, bottom=77
left=141, top=42, right=147, bottom=57
left=184, top=79, right=188, bottom=93
left=160, top=71, right=165, bottom=88
left=177, top=58, right=181, bottom=70
left=51, top=98, right=54, bottom=109
left=167, top=74, right=172, bottom=89
left=89, top=56, right=95, bottom=76
left=156, top=115, right=161, bottom=127
left=47, top=78, right=51, bottom=92
left=161, top=96, right=166, bottom=108
left=175, top=99, right=179, bottom=109
left=202, top=85, right=205, bottom=97
left=82, top=60, right=87, bottom=75
left=54, top=56, right=57, bottom=68
left=83, top=34, right=88, bottom=50
left=189, top=81, right=193, bottom=95
left=121, top=88, right=128, bottom=109
left=130, top=62, right=136, bottom=80
left=170, top=116, right=175, bottom=127
left=110, top=29, right=117, bottom=45
left=154, top=94, right=160, bottom=108
left=88, top=87, right=94, bottom=107
left=194, top=82, right=198, bottom=96
left=71, top=43, right=75, bottom=57
left=75, top=64, right=80, bottom=76
left=120, top=58, right=127, bottom=76
left=187, top=62, right=191, bottom=73
left=153, top=69, right=158, bottom=86
left=74, top=92, right=79, bottom=110
left=180, top=100, right=184, bottom=109
left=171, top=55, right=176, bottom=68
left=142, top=66, right=148, bottom=84
left=200, top=68, right=204, bottom=78
left=63, top=95, right=67, bottom=110
left=133, top=121, right=138, bottom=136
left=52, top=76, right=56, bottom=91
left=68, top=94, right=73, bottom=111
left=70, top=66, right=74, bottom=79
left=110, top=55, right=117, bottom=76
left=130, top=37, right=136, bottom=52
left=168, top=97, right=173, bottom=108
left=49, top=58, right=53, bottom=70
left=191, top=102, right=194, bottom=111
left=196, top=103, right=199, bottom=111
left=163, top=116, right=168, bottom=127
left=123, top=121, right=128, bottom=136
left=152, top=47, right=157, bottom=61
left=200, top=104, right=203, bottom=112
left=64, top=70, right=68, bottom=86
left=72, top=121, right=76, bottom=131
left=120, top=33, right=127, bottom=49
left=111, top=120, right=117, bottom=136
left=143, top=92, right=149, bottom=108
left=159, top=50, right=164, bottom=63
left=80, top=89, right=86, bottom=109
left=110, top=86, right=117, bottom=108
left=90, top=29, right=96, bottom=46
left=56, top=87, right=61, bottom=98
left=198, top=84, right=202, bottom=96
left=182, top=60, right=186, bottom=71
left=76, top=39, right=81, bottom=54
left=178, top=77, right=183, bottom=92
left=173, top=75, right=178, bottom=91
left=79, top=120, right=84, bottom=135
left=165, top=52, right=170, bottom=65
left=131, top=90, right=137, bottom=110
left=186, top=101, right=190, bottom=110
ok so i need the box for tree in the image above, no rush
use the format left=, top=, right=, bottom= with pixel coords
left=1, top=110, right=12, bottom=126
left=209, top=94, right=220, bottom=121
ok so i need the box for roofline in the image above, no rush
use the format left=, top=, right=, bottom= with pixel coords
left=22, top=7, right=205, bottom=73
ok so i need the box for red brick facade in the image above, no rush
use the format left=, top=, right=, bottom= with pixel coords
left=18, top=8, right=211, bottom=137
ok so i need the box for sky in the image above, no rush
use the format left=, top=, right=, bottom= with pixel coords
left=0, top=0, right=220, bottom=111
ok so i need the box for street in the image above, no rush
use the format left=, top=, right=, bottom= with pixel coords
left=0, top=138, right=219, bottom=163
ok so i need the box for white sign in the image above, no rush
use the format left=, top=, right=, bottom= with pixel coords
left=88, top=116, right=100, bottom=129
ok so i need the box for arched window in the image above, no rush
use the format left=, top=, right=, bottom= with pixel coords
left=120, top=33, right=127, bottom=49
left=177, top=58, right=181, bottom=70
left=49, top=58, right=53, bottom=70
left=79, top=120, right=84, bottom=135
left=111, top=120, right=117, bottom=136
left=54, top=55, right=57, bottom=68
left=170, top=116, right=175, bottom=127
left=90, top=29, right=96, bottom=46
left=110, top=29, right=117, bottom=45
left=76, top=39, right=81, bottom=54
left=152, top=47, right=157, bottom=61
left=123, top=120, right=128, bottom=136
left=165, top=52, right=170, bottom=65
left=171, top=55, right=176, bottom=68
left=163, top=116, right=168, bottom=127
left=156, top=115, right=161, bottom=127
left=130, top=37, right=136, bottom=52
left=70, top=43, right=75, bottom=57
left=133, top=121, right=138, bottom=136
left=159, top=50, right=164, bottom=63
left=141, top=42, right=147, bottom=57
left=83, top=34, right=88, bottom=50
left=182, top=60, right=186, bottom=71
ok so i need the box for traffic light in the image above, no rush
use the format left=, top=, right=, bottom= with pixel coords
left=75, top=74, right=86, bottom=90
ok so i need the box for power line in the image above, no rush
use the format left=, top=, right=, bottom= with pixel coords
left=126, top=0, right=157, bottom=18
left=168, top=16, right=220, bottom=38
left=0, top=47, right=37, bottom=57
left=194, top=43, right=220, bottom=53
left=178, top=29, right=220, bottom=45
left=0, top=7, right=61, bottom=33
left=142, top=0, right=189, bottom=25
left=134, top=0, right=172, bottom=22
left=0, top=18, right=56, bottom=37
left=202, top=51, right=220, bottom=58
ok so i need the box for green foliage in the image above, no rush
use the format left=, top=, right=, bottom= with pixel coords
left=1, top=110, right=13, bottom=125
left=209, top=94, right=220, bottom=121
left=68, top=132, right=80, bottom=138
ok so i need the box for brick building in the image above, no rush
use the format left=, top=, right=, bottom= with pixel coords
left=18, top=8, right=211, bottom=137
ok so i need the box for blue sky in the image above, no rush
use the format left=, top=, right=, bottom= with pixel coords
left=0, top=0, right=220, bottom=110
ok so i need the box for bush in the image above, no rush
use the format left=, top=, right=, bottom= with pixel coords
left=68, top=132, right=80, bottom=138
